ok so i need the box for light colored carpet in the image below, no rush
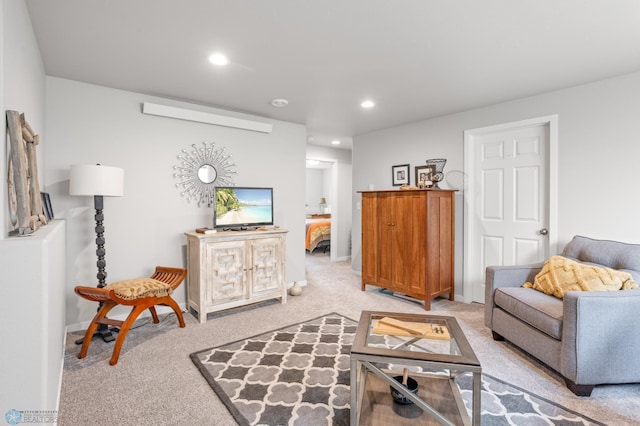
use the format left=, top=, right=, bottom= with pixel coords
left=59, top=253, right=640, bottom=425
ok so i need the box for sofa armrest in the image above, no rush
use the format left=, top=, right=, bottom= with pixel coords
left=561, top=288, right=640, bottom=385
left=484, top=263, right=543, bottom=328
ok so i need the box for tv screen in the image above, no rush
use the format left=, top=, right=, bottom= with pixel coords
left=214, top=187, right=274, bottom=230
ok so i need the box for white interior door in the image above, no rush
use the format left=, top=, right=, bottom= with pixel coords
left=464, top=116, right=558, bottom=304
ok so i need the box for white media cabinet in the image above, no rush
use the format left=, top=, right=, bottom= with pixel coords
left=185, top=228, right=288, bottom=323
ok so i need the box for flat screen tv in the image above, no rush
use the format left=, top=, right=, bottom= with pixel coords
left=214, top=187, right=274, bottom=230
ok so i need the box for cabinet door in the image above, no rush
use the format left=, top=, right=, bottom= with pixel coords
left=426, top=191, right=454, bottom=297
left=377, top=192, right=415, bottom=292
left=377, top=193, right=394, bottom=288
left=405, top=193, right=427, bottom=296
left=361, top=193, right=378, bottom=283
left=205, top=240, right=246, bottom=305
left=388, top=192, right=422, bottom=293
left=249, top=237, right=283, bottom=296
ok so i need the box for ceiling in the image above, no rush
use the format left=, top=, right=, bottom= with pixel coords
left=25, top=1, right=640, bottom=150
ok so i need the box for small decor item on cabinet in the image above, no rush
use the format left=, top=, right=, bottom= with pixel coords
left=446, top=170, right=467, bottom=192
left=173, top=141, right=237, bottom=207
left=289, top=282, right=302, bottom=296
left=392, top=164, right=410, bottom=186
left=425, top=158, right=447, bottom=189
left=195, top=227, right=217, bottom=234
left=415, top=165, right=435, bottom=188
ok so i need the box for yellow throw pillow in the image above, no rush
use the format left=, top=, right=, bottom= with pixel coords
left=104, top=278, right=173, bottom=300
left=523, top=255, right=638, bottom=299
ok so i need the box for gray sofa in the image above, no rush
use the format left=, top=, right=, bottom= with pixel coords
left=484, top=235, right=640, bottom=396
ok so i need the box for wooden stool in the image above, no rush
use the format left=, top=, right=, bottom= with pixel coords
left=74, top=266, right=187, bottom=365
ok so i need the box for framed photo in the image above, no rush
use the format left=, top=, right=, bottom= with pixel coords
left=41, top=192, right=54, bottom=220
left=415, top=165, right=436, bottom=187
left=392, top=164, right=410, bottom=186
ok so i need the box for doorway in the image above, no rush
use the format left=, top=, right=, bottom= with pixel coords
left=463, top=115, right=558, bottom=303
left=305, top=159, right=335, bottom=258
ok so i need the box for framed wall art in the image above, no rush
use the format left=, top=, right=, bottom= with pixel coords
left=6, top=110, right=47, bottom=235
left=392, top=164, right=410, bottom=186
left=415, top=164, right=436, bottom=187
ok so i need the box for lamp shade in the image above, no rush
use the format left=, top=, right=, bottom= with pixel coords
left=70, top=164, right=124, bottom=197
left=319, top=197, right=327, bottom=204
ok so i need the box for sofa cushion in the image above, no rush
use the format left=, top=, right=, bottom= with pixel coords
left=562, top=235, right=640, bottom=282
left=494, top=287, right=563, bottom=340
left=523, top=255, right=638, bottom=299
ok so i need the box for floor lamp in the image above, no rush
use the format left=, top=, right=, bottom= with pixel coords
left=70, top=164, right=124, bottom=343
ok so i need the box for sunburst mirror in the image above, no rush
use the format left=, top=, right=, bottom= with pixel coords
left=173, top=141, right=237, bottom=207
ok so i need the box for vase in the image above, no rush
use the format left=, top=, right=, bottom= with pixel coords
left=289, top=282, right=302, bottom=296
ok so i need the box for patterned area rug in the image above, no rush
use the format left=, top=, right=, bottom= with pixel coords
left=190, top=313, right=603, bottom=426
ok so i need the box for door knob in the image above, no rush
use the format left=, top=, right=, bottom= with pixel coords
left=539, top=228, right=549, bottom=236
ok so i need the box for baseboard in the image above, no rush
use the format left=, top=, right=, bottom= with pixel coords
left=56, top=328, right=67, bottom=415
left=333, top=255, right=351, bottom=262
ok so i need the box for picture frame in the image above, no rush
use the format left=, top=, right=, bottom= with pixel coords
left=415, top=165, right=436, bottom=187
left=41, top=192, right=54, bottom=220
left=392, top=164, right=410, bottom=186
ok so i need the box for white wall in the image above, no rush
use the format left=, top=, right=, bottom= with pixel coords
left=352, top=72, right=640, bottom=296
left=44, top=77, right=307, bottom=328
left=1, top=0, right=65, bottom=417
left=305, top=168, right=325, bottom=215
left=306, top=145, right=352, bottom=260
left=1, top=0, right=46, bottom=237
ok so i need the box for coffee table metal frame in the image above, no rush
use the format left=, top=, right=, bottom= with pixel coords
left=350, top=311, right=482, bottom=425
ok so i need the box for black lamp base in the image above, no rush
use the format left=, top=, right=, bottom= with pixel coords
left=75, top=194, right=119, bottom=345
left=75, top=324, right=119, bottom=344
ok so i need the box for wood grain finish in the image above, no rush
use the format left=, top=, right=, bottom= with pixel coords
left=360, top=190, right=456, bottom=310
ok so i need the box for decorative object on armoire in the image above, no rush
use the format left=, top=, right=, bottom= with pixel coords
left=360, top=189, right=456, bottom=310
left=391, top=164, right=410, bottom=186
left=424, top=158, right=447, bottom=188
left=173, top=141, right=237, bottom=207
left=445, top=169, right=467, bottom=192
left=75, top=266, right=187, bottom=365
left=6, top=110, right=47, bottom=235
left=399, top=184, right=418, bottom=190
left=70, top=164, right=125, bottom=343
left=415, top=164, right=435, bottom=188
left=289, top=281, right=302, bottom=296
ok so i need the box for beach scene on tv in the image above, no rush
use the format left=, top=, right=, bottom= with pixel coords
left=215, top=188, right=273, bottom=226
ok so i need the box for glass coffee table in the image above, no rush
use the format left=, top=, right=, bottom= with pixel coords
left=350, top=311, right=481, bottom=425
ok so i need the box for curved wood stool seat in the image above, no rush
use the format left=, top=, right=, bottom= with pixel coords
left=74, top=266, right=187, bottom=365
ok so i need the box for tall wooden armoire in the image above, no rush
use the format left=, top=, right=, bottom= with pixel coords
left=360, top=189, right=456, bottom=310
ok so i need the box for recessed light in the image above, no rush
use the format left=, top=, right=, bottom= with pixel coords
left=361, top=100, right=375, bottom=108
left=331, top=140, right=341, bottom=145
left=271, top=98, right=289, bottom=107
left=209, top=53, right=229, bottom=66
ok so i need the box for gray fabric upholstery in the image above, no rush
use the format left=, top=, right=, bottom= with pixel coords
left=562, top=235, right=640, bottom=281
left=494, top=287, right=563, bottom=340
left=485, top=235, right=640, bottom=394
